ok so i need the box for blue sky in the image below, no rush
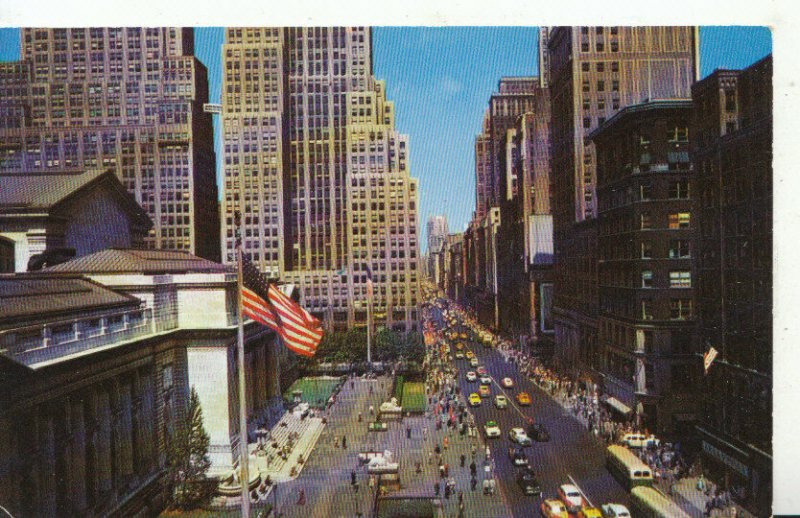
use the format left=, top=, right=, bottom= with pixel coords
left=0, top=26, right=772, bottom=250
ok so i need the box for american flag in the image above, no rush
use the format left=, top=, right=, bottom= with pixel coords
left=240, top=258, right=322, bottom=358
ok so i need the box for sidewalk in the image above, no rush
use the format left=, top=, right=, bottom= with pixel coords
left=664, top=477, right=753, bottom=518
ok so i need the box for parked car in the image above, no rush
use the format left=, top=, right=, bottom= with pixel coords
left=621, top=433, right=660, bottom=449
left=527, top=422, right=550, bottom=442
left=368, top=422, right=388, bottom=432
left=501, top=377, right=514, bottom=388
left=516, top=392, right=532, bottom=406
left=494, top=395, right=508, bottom=409
left=508, top=427, right=532, bottom=446
left=600, top=504, right=631, bottom=518
left=508, top=447, right=529, bottom=466
left=517, top=470, right=543, bottom=497
left=557, top=484, right=585, bottom=513
left=484, top=420, right=501, bottom=438
left=540, top=499, right=568, bottom=518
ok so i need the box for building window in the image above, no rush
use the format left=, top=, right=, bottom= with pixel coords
left=669, top=179, right=690, bottom=199
left=640, top=213, right=652, bottom=230
left=597, top=62, right=605, bottom=72
left=668, top=125, right=689, bottom=142
left=582, top=62, right=590, bottom=72
left=597, top=80, right=605, bottom=92
left=669, top=239, right=690, bottom=259
left=670, top=299, right=693, bottom=319
left=640, top=183, right=652, bottom=201
left=669, top=270, right=692, bottom=288
left=583, top=117, right=591, bottom=129
left=668, top=212, right=691, bottom=229
left=641, top=241, right=653, bottom=259
left=641, top=270, right=653, bottom=288
left=725, top=89, right=737, bottom=112
left=641, top=299, right=653, bottom=320
left=611, top=61, right=619, bottom=72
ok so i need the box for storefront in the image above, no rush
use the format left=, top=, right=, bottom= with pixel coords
left=696, top=426, right=772, bottom=517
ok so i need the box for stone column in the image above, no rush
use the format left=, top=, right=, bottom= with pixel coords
left=70, top=398, right=87, bottom=511
left=39, top=411, right=57, bottom=516
left=95, top=388, right=113, bottom=496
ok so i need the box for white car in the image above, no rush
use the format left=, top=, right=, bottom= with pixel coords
left=484, top=420, right=501, bottom=438
left=601, top=503, right=632, bottom=518
left=494, top=395, right=508, bottom=409
left=455, top=352, right=465, bottom=359
left=501, top=377, right=514, bottom=388
left=558, top=484, right=584, bottom=513
left=470, top=358, right=479, bottom=367
left=508, top=427, right=532, bottom=446
left=466, top=371, right=477, bottom=382
left=621, top=433, right=660, bottom=449
left=480, top=374, right=492, bottom=385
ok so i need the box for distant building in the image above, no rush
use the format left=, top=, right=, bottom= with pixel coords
left=496, top=85, right=554, bottom=346
left=0, top=28, right=220, bottom=261
left=0, top=249, right=284, bottom=516
left=474, top=111, right=492, bottom=220
left=0, top=168, right=151, bottom=272
left=426, top=215, right=449, bottom=286
left=692, top=55, right=772, bottom=514
left=545, top=26, right=698, bottom=371
left=220, top=27, right=419, bottom=333
left=591, top=99, right=697, bottom=435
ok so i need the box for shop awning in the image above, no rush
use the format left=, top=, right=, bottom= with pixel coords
left=605, top=396, right=632, bottom=415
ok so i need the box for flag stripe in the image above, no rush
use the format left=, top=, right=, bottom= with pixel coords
left=240, top=256, right=322, bottom=357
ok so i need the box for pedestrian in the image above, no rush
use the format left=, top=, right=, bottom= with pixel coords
left=470, top=476, right=477, bottom=491
left=470, top=461, right=477, bottom=476
left=406, top=426, right=412, bottom=439
left=297, top=488, right=305, bottom=506
left=434, top=481, right=440, bottom=496
left=342, top=436, right=347, bottom=449
left=460, top=453, right=466, bottom=468
left=369, top=475, right=376, bottom=491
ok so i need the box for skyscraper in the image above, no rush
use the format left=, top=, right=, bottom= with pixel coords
left=0, top=28, right=220, bottom=261
left=545, top=26, right=698, bottom=366
left=221, top=27, right=419, bottom=332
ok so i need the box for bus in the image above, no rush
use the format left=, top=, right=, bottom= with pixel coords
left=606, top=445, right=653, bottom=489
left=630, top=486, right=691, bottom=518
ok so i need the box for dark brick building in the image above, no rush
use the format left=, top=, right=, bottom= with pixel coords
left=591, top=100, right=698, bottom=435
left=692, top=55, right=772, bottom=515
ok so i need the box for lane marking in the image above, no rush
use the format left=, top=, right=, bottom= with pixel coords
left=568, top=473, right=595, bottom=509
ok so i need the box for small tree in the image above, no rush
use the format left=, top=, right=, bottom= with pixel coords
left=167, top=387, right=213, bottom=510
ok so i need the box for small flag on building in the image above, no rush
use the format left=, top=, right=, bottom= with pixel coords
left=240, top=257, right=322, bottom=358
left=703, top=346, right=719, bottom=375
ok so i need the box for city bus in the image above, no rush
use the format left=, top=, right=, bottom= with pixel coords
left=606, top=445, right=653, bottom=490
left=629, top=486, right=691, bottom=518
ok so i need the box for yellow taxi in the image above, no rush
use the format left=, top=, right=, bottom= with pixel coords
left=516, top=392, right=532, bottom=406
left=540, top=499, right=568, bottom=518
left=577, top=507, right=603, bottom=518
left=479, top=384, right=491, bottom=398
left=459, top=332, right=467, bottom=339
left=465, top=350, right=474, bottom=359
left=455, top=342, right=464, bottom=351
left=468, top=393, right=481, bottom=406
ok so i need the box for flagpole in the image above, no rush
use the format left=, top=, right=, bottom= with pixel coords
left=367, top=281, right=372, bottom=369
left=235, top=210, right=251, bottom=518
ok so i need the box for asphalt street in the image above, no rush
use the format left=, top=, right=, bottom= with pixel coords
left=429, top=303, right=631, bottom=517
